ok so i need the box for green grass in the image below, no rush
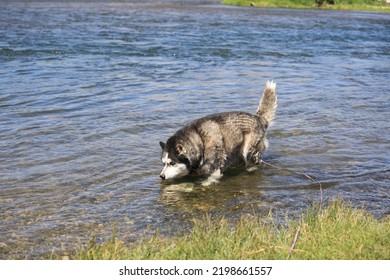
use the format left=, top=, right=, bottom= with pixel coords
left=221, top=0, right=390, bottom=12
left=61, top=201, right=389, bottom=260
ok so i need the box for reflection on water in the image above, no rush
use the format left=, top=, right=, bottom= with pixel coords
left=158, top=165, right=327, bottom=216
left=0, top=1, right=389, bottom=258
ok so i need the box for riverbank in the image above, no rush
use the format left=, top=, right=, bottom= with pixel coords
left=57, top=201, right=389, bottom=260
left=222, top=0, right=390, bottom=12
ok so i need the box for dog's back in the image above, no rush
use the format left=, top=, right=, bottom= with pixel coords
left=189, top=112, right=266, bottom=172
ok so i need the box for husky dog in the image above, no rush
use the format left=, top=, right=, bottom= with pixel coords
left=159, top=81, right=277, bottom=183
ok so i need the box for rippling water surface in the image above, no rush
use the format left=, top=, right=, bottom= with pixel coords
left=0, top=0, right=389, bottom=259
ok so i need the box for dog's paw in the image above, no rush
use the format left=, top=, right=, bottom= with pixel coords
left=201, top=169, right=222, bottom=186
left=201, top=177, right=219, bottom=187
left=246, top=166, right=259, bottom=172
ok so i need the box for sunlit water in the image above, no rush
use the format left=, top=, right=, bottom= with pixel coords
left=0, top=0, right=389, bottom=259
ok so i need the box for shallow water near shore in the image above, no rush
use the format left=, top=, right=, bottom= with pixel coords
left=0, top=0, right=389, bottom=259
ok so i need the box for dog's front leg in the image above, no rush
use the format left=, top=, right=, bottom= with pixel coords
left=197, top=156, right=225, bottom=186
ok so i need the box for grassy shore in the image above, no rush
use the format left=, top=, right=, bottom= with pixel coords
left=221, top=0, right=390, bottom=13
left=62, top=201, right=389, bottom=260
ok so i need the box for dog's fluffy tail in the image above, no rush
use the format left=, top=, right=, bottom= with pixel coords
left=256, top=80, right=277, bottom=125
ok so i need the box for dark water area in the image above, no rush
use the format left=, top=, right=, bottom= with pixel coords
left=0, top=0, right=389, bottom=259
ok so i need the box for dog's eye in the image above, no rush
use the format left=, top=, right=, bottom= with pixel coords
left=169, top=162, right=176, bottom=166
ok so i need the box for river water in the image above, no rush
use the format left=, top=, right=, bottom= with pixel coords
left=0, top=0, right=389, bottom=259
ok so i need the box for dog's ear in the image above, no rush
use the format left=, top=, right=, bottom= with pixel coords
left=159, top=141, right=166, bottom=150
left=176, top=143, right=186, bottom=155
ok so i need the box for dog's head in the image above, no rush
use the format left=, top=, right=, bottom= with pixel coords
left=159, top=140, right=190, bottom=180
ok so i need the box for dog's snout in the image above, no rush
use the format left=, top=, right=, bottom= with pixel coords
left=160, top=174, right=165, bottom=180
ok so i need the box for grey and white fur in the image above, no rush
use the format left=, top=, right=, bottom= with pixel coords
left=159, top=81, right=277, bottom=183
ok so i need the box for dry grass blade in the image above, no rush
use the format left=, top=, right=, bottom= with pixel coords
left=287, top=224, right=301, bottom=260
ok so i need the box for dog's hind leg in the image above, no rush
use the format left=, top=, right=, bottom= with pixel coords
left=242, top=132, right=267, bottom=165
left=242, top=148, right=263, bottom=173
